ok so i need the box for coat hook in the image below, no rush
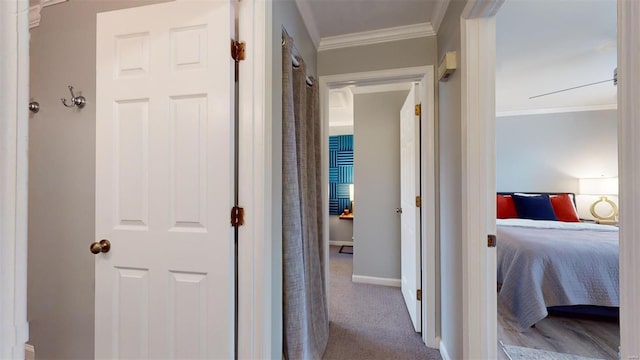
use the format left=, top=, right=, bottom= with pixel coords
left=29, top=101, right=40, bottom=114
left=61, top=85, right=86, bottom=109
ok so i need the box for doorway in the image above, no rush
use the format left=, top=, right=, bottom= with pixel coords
left=494, top=1, right=619, bottom=358
left=459, top=0, right=640, bottom=358
left=320, top=65, right=437, bottom=348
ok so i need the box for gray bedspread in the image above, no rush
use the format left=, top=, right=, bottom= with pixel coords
left=496, top=219, right=619, bottom=330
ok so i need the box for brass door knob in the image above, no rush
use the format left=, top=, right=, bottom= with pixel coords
left=90, top=239, right=111, bottom=254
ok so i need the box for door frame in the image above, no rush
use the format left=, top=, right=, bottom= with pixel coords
left=0, top=0, right=30, bottom=358
left=460, top=0, right=640, bottom=358
left=237, top=0, right=274, bottom=358
left=319, top=65, right=438, bottom=348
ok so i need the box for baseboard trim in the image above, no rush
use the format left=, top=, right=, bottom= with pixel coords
left=351, top=274, right=401, bottom=287
left=329, top=240, right=353, bottom=246
left=439, top=340, right=451, bottom=360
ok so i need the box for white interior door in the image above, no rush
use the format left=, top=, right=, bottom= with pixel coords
left=400, top=84, right=422, bottom=332
left=95, top=2, right=234, bottom=358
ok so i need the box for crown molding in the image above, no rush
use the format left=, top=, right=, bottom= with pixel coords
left=496, top=103, right=617, bottom=117
left=41, top=0, right=67, bottom=6
left=29, top=5, right=41, bottom=28
left=431, top=0, right=450, bottom=33
left=29, top=0, right=67, bottom=29
left=318, top=22, right=435, bottom=52
left=294, top=0, right=320, bottom=49
left=350, top=82, right=413, bottom=94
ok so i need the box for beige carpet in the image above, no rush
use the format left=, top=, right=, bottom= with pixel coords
left=323, top=246, right=441, bottom=360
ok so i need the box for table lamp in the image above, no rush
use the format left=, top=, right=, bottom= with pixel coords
left=579, top=177, right=618, bottom=223
left=349, top=184, right=354, bottom=214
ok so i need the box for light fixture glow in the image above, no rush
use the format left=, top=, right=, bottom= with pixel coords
left=579, top=177, right=618, bottom=223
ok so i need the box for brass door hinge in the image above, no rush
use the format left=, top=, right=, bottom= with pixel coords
left=415, top=103, right=421, bottom=116
left=231, top=40, right=246, bottom=61
left=417, top=289, right=422, bottom=301
left=488, top=234, right=497, bottom=248
left=415, top=196, right=422, bottom=208
left=231, top=206, right=245, bottom=227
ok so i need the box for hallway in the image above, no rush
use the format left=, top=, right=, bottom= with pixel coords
left=323, top=246, right=441, bottom=360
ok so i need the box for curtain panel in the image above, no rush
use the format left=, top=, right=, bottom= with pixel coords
left=282, top=33, right=329, bottom=359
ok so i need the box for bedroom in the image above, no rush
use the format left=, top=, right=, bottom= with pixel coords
left=494, top=0, right=619, bottom=358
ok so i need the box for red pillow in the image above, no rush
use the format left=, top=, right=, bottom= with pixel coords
left=550, top=194, right=580, bottom=222
left=497, top=195, right=518, bottom=219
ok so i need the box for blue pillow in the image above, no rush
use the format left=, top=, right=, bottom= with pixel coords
left=511, top=194, right=558, bottom=221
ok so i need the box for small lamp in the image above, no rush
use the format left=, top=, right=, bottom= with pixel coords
left=579, top=177, right=618, bottom=223
left=349, top=184, right=354, bottom=214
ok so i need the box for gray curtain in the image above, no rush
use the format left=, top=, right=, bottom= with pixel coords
left=282, top=33, right=329, bottom=359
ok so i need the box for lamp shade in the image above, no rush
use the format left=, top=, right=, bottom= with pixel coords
left=579, top=177, right=618, bottom=195
left=349, top=184, right=354, bottom=201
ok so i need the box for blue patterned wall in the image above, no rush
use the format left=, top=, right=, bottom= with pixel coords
left=329, top=135, right=353, bottom=215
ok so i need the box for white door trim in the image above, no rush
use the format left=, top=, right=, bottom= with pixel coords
left=319, top=65, right=439, bottom=348
left=0, top=0, right=30, bottom=358
left=617, top=1, right=640, bottom=358
left=419, top=68, right=437, bottom=349
left=460, top=1, right=502, bottom=357
left=238, top=0, right=274, bottom=358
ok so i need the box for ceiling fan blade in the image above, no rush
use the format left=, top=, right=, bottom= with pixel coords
left=529, top=79, right=614, bottom=99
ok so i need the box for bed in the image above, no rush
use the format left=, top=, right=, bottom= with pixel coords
left=496, top=192, right=619, bottom=330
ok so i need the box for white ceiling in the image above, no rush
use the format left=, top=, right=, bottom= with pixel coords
left=300, top=0, right=616, bottom=115
left=329, top=83, right=413, bottom=128
left=329, top=88, right=355, bottom=127
left=496, top=0, right=617, bottom=115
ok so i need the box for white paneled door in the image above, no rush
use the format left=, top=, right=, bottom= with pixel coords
left=95, top=2, right=234, bottom=358
left=400, top=84, right=422, bottom=332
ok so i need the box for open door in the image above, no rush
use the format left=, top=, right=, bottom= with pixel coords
left=95, top=2, right=234, bottom=358
left=400, top=84, right=422, bottom=332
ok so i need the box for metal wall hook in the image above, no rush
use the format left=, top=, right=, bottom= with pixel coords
left=29, top=101, right=40, bottom=113
left=61, top=85, right=86, bottom=109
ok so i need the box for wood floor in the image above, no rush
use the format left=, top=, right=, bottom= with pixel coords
left=497, top=298, right=620, bottom=359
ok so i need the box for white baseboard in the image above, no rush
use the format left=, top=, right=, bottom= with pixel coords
left=351, top=274, right=401, bottom=287
left=439, top=340, right=451, bottom=360
left=329, top=240, right=353, bottom=246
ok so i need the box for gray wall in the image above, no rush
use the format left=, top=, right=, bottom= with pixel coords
left=271, top=1, right=317, bottom=357
left=29, top=0, right=169, bottom=358
left=437, top=0, right=467, bottom=359
left=353, top=91, right=408, bottom=279
left=496, top=109, right=618, bottom=220
left=496, top=110, right=618, bottom=192
left=329, top=216, right=353, bottom=243
left=318, top=36, right=437, bottom=76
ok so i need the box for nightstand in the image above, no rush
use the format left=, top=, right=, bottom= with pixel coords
left=339, top=213, right=353, bottom=220
left=596, top=220, right=618, bottom=226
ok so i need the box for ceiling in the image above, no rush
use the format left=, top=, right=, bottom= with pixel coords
left=329, top=83, right=413, bottom=127
left=496, top=0, right=617, bottom=115
left=302, top=0, right=439, bottom=38
left=300, top=0, right=616, bottom=115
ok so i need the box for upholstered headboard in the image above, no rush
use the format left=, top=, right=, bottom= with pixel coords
left=497, top=192, right=577, bottom=208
